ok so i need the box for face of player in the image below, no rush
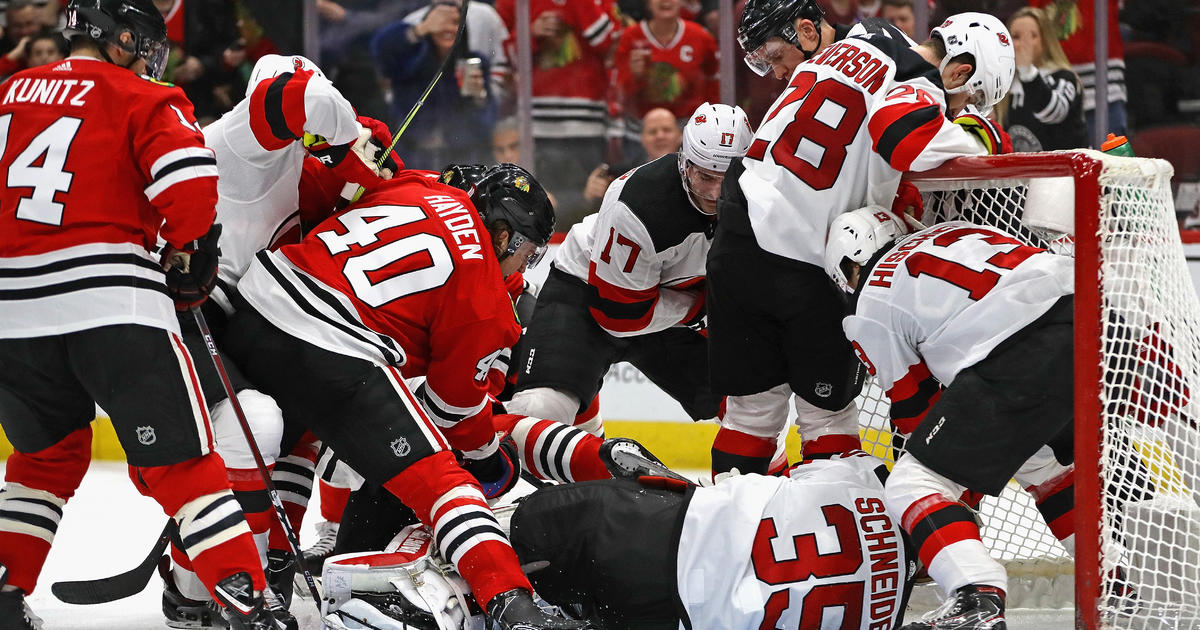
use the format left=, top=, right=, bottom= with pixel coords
left=880, top=6, right=915, bottom=38
left=755, top=37, right=806, bottom=80
left=647, top=0, right=680, bottom=21
left=1010, top=16, right=1043, bottom=68
left=28, top=39, right=63, bottom=67
left=499, top=238, right=539, bottom=277
left=940, top=61, right=976, bottom=115
left=492, top=128, right=520, bottom=164
left=847, top=262, right=861, bottom=291
left=641, top=110, right=682, bottom=160
left=684, top=163, right=724, bottom=215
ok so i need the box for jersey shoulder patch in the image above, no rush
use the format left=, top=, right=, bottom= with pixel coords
left=616, top=155, right=712, bottom=252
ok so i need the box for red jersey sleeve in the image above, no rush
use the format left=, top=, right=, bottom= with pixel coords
left=131, top=81, right=219, bottom=248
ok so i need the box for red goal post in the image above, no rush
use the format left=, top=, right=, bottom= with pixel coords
left=863, top=150, right=1200, bottom=628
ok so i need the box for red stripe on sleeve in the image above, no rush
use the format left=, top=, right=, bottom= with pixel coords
left=280, top=70, right=312, bottom=140
left=868, top=102, right=943, bottom=171
left=248, top=81, right=290, bottom=151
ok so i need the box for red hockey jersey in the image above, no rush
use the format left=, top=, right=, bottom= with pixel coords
left=612, top=19, right=719, bottom=120
left=238, top=171, right=519, bottom=451
left=0, top=57, right=217, bottom=338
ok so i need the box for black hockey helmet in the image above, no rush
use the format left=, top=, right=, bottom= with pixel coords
left=738, top=0, right=825, bottom=73
left=66, top=0, right=169, bottom=79
left=440, top=163, right=555, bottom=267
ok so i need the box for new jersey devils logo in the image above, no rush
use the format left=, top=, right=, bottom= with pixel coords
left=292, top=56, right=305, bottom=71
left=694, top=114, right=707, bottom=124
left=997, top=32, right=1010, bottom=46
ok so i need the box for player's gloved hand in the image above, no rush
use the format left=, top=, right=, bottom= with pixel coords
left=356, top=115, right=403, bottom=176
left=954, top=106, right=1013, bottom=155
left=162, top=223, right=222, bottom=311
left=461, top=437, right=521, bottom=500
left=680, top=290, right=707, bottom=337
left=303, top=128, right=384, bottom=190
left=892, top=180, right=926, bottom=227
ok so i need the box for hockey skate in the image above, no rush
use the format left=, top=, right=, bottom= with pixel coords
left=301, top=520, right=339, bottom=572
left=487, top=589, right=593, bottom=630
left=900, top=584, right=1006, bottom=630
left=212, top=572, right=288, bottom=630
left=0, top=564, right=43, bottom=630
left=598, top=437, right=691, bottom=485
left=159, top=556, right=227, bottom=628
left=265, top=549, right=295, bottom=605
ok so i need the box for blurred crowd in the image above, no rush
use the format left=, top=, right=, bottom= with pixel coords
left=4, top=0, right=1200, bottom=228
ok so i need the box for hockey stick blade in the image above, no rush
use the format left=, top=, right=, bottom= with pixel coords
left=51, top=519, right=174, bottom=604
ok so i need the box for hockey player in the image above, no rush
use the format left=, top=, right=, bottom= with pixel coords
left=218, top=164, right=588, bottom=630
left=505, top=102, right=753, bottom=436
left=824, top=208, right=1076, bottom=629
left=0, top=1, right=278, bottom=628
left=706, top=8, right=1016, bottom=475
left=159, top=52, right=399, bottom=627
left=324, top=447, right=914, bottom=630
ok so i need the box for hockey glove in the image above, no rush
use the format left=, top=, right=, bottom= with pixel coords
left=954, top=108, right=1013, bottom=155
left=356, top=115, right=403, bottom=175
left=680, top=289, right=707, bottom=337
left=461, top=438, right=521, bottom=500
left=892, top=180, right=925, bottom=226
left=162, top=223, right=222, bottom=311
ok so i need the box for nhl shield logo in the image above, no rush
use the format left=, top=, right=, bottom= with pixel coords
left=814, top=382, right=833, bottom=398
left=391, top=437, right=412, bottom=458
left=136, top=426, right=157, bottom=445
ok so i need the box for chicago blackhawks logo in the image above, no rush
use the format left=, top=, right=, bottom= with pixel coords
left=136, top=426, right=157, bottom=445
left=391, top=437, right=412, bottom=458
left=513, top=176, right=531, bottom=193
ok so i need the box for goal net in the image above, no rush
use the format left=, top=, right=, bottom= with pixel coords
left=855, top=150, right=1200, bottom=628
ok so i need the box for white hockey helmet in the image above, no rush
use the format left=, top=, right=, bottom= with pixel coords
left=678, top=102, right=754, bottom=214
left=930, top=12, right=1015, bottom=115
left=824, top=206, right=909, bottom=293
left=245, top=54, right=326, bottom=98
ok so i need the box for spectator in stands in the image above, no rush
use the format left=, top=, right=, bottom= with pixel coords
left=372, top=0, right=497, bottom=169
left=0, top=0, right=41, bottom=78
left=25, top=27, right=64, bottom=67
left=996, top=7, right=1086, bottom=152
left=612, top=0, right=718, bottom=122
left=492, top=117, right=521, bottom=165
left=494, top=0, right=619, bottom=228
left=878, top=0, right=915, bottom=39
left=581, top=107, right=682, bottom=212
left=404, top=0, right=511, bottom=102
left=1030, top=0, right=1127, bottom=143
left=152, top=0, right=245, bottom=124
left=316, top=0, right=421, bottom=121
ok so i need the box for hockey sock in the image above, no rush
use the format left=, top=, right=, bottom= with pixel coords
left=899, top=493, right=1006, bottom=595
left=382, top=451, right=530, bottom=607
left=501, top=414, right=609, bottom=483
left=711, top=426, right=775, bottom=476
left=1025, top=467, right=1075, bottom=546
left=571, top=395, right=603, bottom=437
left=0, top=426, right=91, bottom=594
left=268, top=436, right=319, bottom=553
left=799, top=433, right=863, bottom=460
left=318, top=479, right=351, bottom=524
left=131, top=453, right=265, bottom=596
left=229, top=466, right=275, bottom=564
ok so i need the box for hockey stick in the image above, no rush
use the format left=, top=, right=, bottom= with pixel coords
left=50, top=519, right=175, bottom=604
left=189, top=306, right=324, bottom=609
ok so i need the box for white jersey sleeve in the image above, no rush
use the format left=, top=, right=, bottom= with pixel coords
left=676, top=454, right=908, bottom=630
left=844, top=221, right=1074, bottom=427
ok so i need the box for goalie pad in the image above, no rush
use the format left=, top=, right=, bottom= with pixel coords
left=322, top=524, right=485, bottom=630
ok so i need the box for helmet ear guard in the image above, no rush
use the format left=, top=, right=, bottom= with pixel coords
left=824, top=206, right=910, bottom=293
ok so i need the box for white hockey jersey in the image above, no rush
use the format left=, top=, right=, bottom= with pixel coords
left=204, top=67, right=362, bottom=300
left=676, top=454, right=908, bottom=630
left=554, top=155, right=709, bottom=337
left=844, top=222, right=1073, bottom=422
left=738, top=33, right=987, bottom=266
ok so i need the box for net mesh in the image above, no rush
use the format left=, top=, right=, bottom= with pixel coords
left=855, top=151, right=1200, bottom=627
